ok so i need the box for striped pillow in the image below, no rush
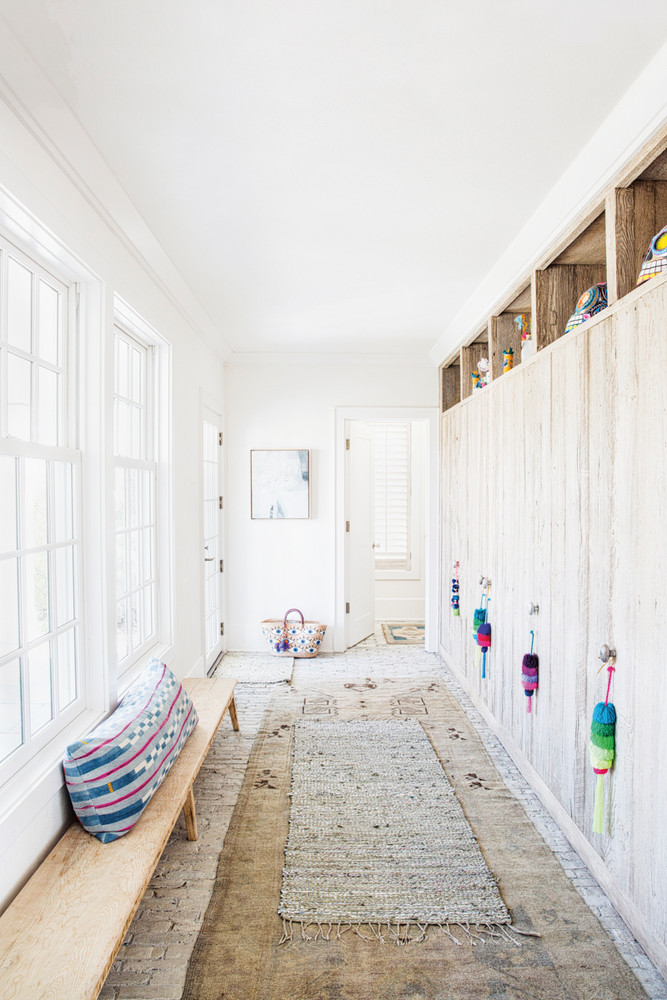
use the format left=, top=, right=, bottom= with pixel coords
left=63, top=659, right=198, bottom=843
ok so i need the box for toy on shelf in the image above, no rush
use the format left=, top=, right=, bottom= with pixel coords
left=589, top=653, right=616, bottom=835
left=472, top=357, right=490, bottom=390
left=564, top=283, right=608, bottom=334
left=637, top=224, right=667, bottom=285
left=514, top=313, right=530, bottom=339
left=521, top=630, right=538, bottom=712
left=451, top=561, right=460, bottom=616
left=515, top=313, right=535, bottom=362
left=503, top=348, right=514, bottom=372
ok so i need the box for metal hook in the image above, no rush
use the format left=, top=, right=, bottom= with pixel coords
left=599, top=644, right=616, bottom=664
left=528, top=603, right=539, bottom=616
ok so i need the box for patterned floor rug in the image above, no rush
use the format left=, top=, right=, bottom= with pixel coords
left=381, top=622, right=425, bottom=644
left=182, top=676, right=649, bottom=1000
left=280, top=718, right=511, bottom=941
left=214, top=652, right=294, bottom=684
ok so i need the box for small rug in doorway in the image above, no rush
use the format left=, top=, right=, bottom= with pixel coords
left=280, top=718, right=511, bottom=941
left=214, top=652, right=294, bottom=684
left=381, top=622, right=425, bottom=644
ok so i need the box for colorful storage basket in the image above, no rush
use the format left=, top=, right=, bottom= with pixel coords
left=261, top=608, right=326, bottom=657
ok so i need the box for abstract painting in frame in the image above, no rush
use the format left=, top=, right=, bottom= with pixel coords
left=250, top=449, right=310, bottom=519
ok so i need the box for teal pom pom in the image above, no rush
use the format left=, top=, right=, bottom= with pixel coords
left=592, top=702, right=616, bottom=726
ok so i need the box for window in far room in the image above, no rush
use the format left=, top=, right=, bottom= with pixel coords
left=369, top=421, right=421, bottom=576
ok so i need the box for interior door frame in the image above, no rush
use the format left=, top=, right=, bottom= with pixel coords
left=334, top=406, right=440, bottom=653
left=200, top=392, right=226, bottom=673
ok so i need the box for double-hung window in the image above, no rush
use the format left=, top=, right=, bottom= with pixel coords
left=112, top=305, right=171, bottom=677
left=0, top=236, right=81, bottom=776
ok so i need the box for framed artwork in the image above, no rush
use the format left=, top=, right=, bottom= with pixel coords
left=250, top=449, right=310, bottom=519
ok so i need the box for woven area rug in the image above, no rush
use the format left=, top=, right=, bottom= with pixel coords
left=280, top=718, right=510, bottom=941
left=381, top=622, right=425, bottom=644
left=214, top=652, right=294, bottom=684
left=183, top=676, right=649, bottom=1000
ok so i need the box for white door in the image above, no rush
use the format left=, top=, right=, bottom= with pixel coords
left=203, top=411, right=224, bottom=670
left=346, top=421, right=375, bottom=647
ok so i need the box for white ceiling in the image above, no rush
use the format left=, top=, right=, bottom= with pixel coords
left=1, top=1, right=667, bottom=358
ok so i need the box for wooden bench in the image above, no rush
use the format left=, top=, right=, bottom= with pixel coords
left=0, top=675, right=238, bottom=1000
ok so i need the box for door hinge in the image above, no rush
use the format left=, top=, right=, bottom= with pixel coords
left=219, top=431, right=223, bottom=446
left=345, top=438, right=350, bottom=450
left=219, top=496, right=224, bottom=510
left=219, top=558, right=224, bottom=573
left=220, top=622, right=225, bottom=636
left=345, top=602, right=350, bottom=614
left=346, top=520, right=350, bottom=532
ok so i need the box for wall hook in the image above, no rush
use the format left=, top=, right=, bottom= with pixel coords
left=528, top=603, right=539, bottom=616
left=599, top=644, right=616, bottom=664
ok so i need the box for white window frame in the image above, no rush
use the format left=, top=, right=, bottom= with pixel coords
left=370, top=421, right=424, bottom=582
left=0, top=194, right=106, bottom=816
left=111, top=298, right=173, bottom=689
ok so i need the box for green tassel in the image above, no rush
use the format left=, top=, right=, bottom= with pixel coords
left=593, top=774, right=605, bottom=834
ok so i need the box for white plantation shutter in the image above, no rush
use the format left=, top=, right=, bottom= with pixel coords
left=371, top=422, right=411, bottom=571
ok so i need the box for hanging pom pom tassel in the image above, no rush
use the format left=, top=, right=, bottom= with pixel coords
left=521, top=631, right=538, bottom=712
left=589, top=701, right=616, bottom=834
left=451, top=561, right=460, bottom=616
left=476, top=623, right=491, bottom=678
left=522, top=654, right=539, bottom=712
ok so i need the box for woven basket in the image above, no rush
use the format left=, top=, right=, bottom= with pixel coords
left=260, top=608, right=326, bottom=658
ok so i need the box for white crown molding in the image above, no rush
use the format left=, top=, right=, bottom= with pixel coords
left=0, top=16, right=232, bottom=364
left=430, top=39, right=667, bottom=366
left=227, top=351, right=437, bottom=368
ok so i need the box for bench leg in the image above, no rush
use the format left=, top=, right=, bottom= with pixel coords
left=183, top=786, right=198, bottom=841
left=228, top=695, right=240, bottom=732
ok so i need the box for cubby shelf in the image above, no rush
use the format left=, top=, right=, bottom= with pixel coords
left=440, top=128, right=667, bottom=414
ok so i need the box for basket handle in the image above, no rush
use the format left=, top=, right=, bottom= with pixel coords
left=283, top=608, right=305, bottom=627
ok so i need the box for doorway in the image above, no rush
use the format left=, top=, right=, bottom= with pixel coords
left=202, top=406, right=225, bottom=671
left=335, top=407, right=438, bottom=653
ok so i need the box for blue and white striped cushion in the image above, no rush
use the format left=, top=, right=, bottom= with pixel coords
left=63, top=659, right=198, bottom=843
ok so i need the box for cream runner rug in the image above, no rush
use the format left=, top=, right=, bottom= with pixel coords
left=280, top=718, right=511, bottom=943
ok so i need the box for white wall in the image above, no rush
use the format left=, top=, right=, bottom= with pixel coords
left=0, top=66, right=226, bottom=910
left=224, top=356, right=438, bottom=651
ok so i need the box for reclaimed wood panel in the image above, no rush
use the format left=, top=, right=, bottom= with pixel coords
left=606, top=187, right=636, bottom=303
left=439, top=277, right=667, bottom=978
left=460, top=343, right=488, bottom=400
left=441, top=364, right=460, bottom=412
left=533, top=264, right=606, bottom=350
left=553, top=211, right=606, bottom=266
left=488, top=314, right=522, bottom=380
